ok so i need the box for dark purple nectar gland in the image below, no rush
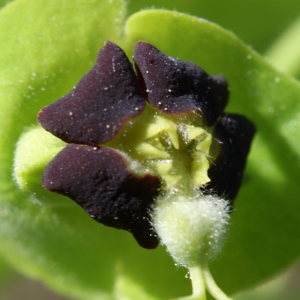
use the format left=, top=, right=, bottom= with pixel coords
left=42, top=145, right=161, bottom=249
left=134, top=42, right=229, bottom=126
left=38, top=41, right=255, bottom=250
left=38, top=41, right=145, bottom=146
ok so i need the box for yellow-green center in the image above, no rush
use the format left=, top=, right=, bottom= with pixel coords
left=104, top=104, right=212, bottom=196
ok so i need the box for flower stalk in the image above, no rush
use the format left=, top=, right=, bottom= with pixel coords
left=176, top=264, right=233, bottom=300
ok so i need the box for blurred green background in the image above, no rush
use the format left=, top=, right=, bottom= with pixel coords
left=126, top=0, right=300, bottom=53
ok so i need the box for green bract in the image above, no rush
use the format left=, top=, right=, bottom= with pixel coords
left=1, top=0, right=300, bottom=299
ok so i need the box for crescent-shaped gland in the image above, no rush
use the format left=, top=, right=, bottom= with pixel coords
left=202, top=114, right=256, bottom=203
left=134, top=41, right=229, bottom=126
left=38, top=41, right=145, bottom=146
left=42, top=144, right=161, bottom=249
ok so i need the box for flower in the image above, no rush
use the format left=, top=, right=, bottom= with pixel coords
left=38, top=41, right=255, bottom=255
left=37, top=41, right=256, bottom=300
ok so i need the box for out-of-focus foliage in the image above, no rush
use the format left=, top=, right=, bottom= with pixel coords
left=127, top=0, right=300, bottom=52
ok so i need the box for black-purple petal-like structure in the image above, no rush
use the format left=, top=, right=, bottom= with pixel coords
left=42, top=144, right=160, bottom=249
left=202, top=114, right=256, bottom=202
left=134, top=42, right=229, bottom=126
left=38, top=41, right=145, bottom=146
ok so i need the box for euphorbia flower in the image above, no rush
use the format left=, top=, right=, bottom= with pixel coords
left=38, top=41, right=255, bottom=299
left=3, top=1, right=300, bottom=298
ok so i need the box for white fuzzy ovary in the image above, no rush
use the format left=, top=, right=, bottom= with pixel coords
left=152, top=193, right=230, bottom=267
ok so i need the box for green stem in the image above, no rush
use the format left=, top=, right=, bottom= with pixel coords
left=202, top=264, right=233, bottom=300
left=176, top=266, right=206, bottom=300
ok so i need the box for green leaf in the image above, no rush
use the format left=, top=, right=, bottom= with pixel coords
left=125, top=9, right=300, bottom=295
left=0, top=0, right=13, bottom=9
left=127, top=0, right=300, bottom=52
left=0, top=257, right=11, bottom=280
left=265, top=13, right=300, bottom=78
